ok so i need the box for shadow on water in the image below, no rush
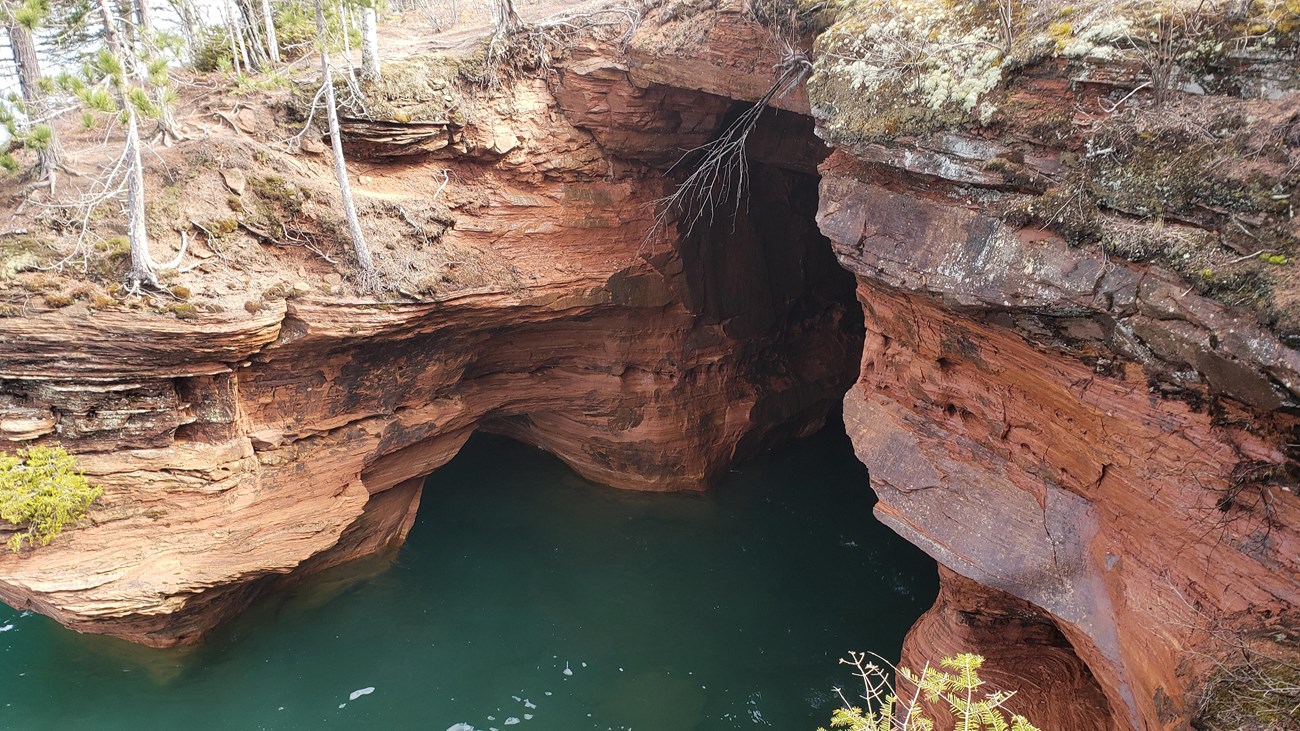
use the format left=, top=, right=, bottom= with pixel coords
left=0, top=417, right=937, bottom=731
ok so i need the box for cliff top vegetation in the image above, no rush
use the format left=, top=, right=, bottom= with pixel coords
left=2, top=0, right=1298, bottom=340
left=0, top=0, right=612, bottom=321
left=792, top=0, right=1300, bottom=341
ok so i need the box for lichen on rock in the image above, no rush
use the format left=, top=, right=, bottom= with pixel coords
left=809, top=0, right=1009, bottom=144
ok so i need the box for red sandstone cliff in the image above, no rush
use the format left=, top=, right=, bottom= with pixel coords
left=0, top=51, right=860, bottom=644
left=615, top=4, right=1300, bottom=728
left=1, top=3, right=1297, bottom=730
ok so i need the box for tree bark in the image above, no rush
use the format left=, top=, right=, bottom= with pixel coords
left=496, top=0, right=520, bottom=32
left=98, top=0, right=124, bottom=57
left=360, top=4, right=380, bottom=80
left=234, top=0, right=269, bottom=68
left=115, top=0, right=135, bottom=47
left=97, top=0, right=157, bottom=287
left=260, top=0, right=279, bottom=63
left=124, top=107, right=159, bottom=288
left=222, top=0, right=242, bottom=75
left=338, top=0, right=353, bottom=75
left=130, top=0, right=184, bottom=144
left=316, top=0, right=374, bottom=276
left=6, top=13, right=44, bottom=114
left=133, top=0, right=152, bottom=38
left=231, top=1, right=253, bottom=72
left=3, top=6, right=62, bottom=182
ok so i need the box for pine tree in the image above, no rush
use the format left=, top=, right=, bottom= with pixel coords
left=91, top=0, right=154, bottom=287
left=2, top=0, right=64, bottom=185
left=131, top=0, right=184, bottom=144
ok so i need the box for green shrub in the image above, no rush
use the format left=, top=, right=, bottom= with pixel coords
left=821, top=652, right=1041, bottom=731
left=0, top=445, right=102, bottom=552
left=191, top=26, right=236, bottom=73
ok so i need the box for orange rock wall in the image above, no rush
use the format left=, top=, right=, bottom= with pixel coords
left=819, top=141, right=1298, bottom=730
left=0, top=60, right=860, bottom=645
left=2, top=7, right=1297, bottom=731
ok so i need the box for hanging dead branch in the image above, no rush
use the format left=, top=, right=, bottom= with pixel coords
left=649, top=47, right=812, bottom=240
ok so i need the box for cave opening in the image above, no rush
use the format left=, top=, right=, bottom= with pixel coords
left=0, top=87, right=944, bottom=731
left=356, top=105, right=942, bottom=728
left=174, top=101, right=939, bottom=729
left=388, top=423, right=939, bottom=730
left=670, top=103, right=869, bottom=461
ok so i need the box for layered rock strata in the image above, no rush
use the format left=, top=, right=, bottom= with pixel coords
left=622, top=4, right=1300, bottom=728
left=0, top=65, right=860, bottom=645
left=812, top=47, right=1299, bottom=731
left=1, top=5, right=1297, bottom=731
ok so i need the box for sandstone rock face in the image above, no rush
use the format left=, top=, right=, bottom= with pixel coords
left=0, top=51, right=860, bottom=645
left=902, top=567, right=1118, bottom=731
left=0, top=214, right=859, bottom=645
left=623, top=4, right=1299, bottom=727
left=815, top=81, right=1299, bottom=731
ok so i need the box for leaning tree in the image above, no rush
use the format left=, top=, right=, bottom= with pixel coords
left=315, top=0, right=375, bottom=278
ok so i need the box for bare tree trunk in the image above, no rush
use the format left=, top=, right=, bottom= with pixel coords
left=134, top=0, right=152, bottom=37
left=124, top=108, right=159, bottom=288
left=495, top=0, right=520, bottom=32
left=98, top=0, right=158, bottom=288
left=234, top=0, right=270, bottom=68
left=316, top=0, right=374, bottom=277
left=116, top=0, right=136, bottom=47
left=3, top=7, right=62, bottom=184
left=260, top=0, right=279, bottom=63
left=131, top=0, right=184, bottom=144
left=232, top=2, right=254, bottom=72
left=360, top=3, right=380, bottom=80
left=99, top=0, right=124, bottom=55
left=223, top=0, right=242, bottom=75
left=339, top=0, right=354, bottom=78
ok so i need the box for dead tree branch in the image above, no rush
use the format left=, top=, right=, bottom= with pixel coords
left=650, top=48, right=812, bottom=240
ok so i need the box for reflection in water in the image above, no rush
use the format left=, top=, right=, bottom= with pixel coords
left=0, top=422, right=937, bottom=730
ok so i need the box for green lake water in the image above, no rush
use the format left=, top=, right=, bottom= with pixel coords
left=0, top=423, right=937, bottom=730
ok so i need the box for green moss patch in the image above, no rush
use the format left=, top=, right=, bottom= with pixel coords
left=0, top=236, right=55, bottom=279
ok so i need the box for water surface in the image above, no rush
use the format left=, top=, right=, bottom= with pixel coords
left=1, top=423, right=937, bottom=730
